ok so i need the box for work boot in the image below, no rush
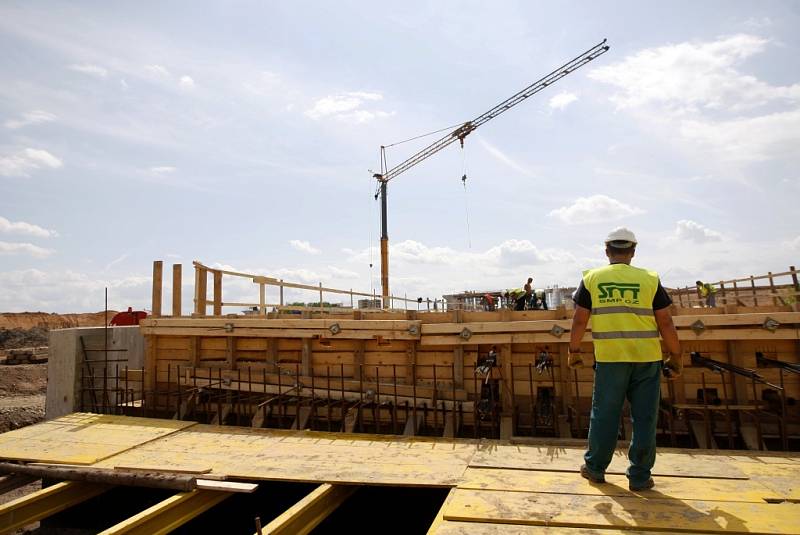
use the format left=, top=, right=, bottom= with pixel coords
left=629, top=478, right=655, bottom=491
left=580, top=464, right=605, bottom=483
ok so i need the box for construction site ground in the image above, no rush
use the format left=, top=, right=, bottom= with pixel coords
left=0, top=413, right=797, bottom=534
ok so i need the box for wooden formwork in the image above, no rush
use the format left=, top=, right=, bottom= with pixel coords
left=120, top=261, right=800, bottom=448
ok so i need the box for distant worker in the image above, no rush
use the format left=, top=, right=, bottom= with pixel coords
left=506, top=288, right=527, bottom=311
left=533, top=289, right=548, bottom=310
left=524, top=277, right=534, bottom=307
left=568, top=227, right=682, bottom=492
left=483, top=293, right=496, bottom=311
left=696, top=280, right=717, bottom=307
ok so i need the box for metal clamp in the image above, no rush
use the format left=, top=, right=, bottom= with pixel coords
left=550, top=324, right=565, bottom=338
left=408, top=324, right=419, bottom=336
left=224, top=323, right=234, bottom=333
left=690, top=319, right=705, bottom=335
left=328, top=323, right=341, bottom=335
left=762, top=317, right=780, bottom=332
left=460, top=327, right=473, bottom=341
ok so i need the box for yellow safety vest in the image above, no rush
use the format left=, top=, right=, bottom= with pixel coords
left=583, top=264, right=661, bottom=362
left=699, top=283, right=716, bottom=296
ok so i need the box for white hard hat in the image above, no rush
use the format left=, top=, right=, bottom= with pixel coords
left=605, top=227, right=637, bottom=247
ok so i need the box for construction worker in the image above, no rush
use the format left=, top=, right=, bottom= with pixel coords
left=696, top=280, right=717, bottom=307
left=483, top=293, right=496, bottom=311
left=506, top=288, right=527, bottom=311
left=568, top=227, right=682, bottom=491
left=524, top=277, right=534, bottom=307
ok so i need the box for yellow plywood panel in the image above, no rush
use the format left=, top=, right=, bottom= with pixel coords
left=0, top=413, right=195, bottom=465
left=468, top=445, right=746, bottom=479
left=444, top=489, right=800, bottom=534
left=458, top=467, right=782, bottom=503
left=433, top=522, right=676, bottom=535
left=93, top=425, right=474, bottom=486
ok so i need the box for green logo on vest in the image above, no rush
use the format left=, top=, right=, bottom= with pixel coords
left=597, top=282, right=640, bottom=304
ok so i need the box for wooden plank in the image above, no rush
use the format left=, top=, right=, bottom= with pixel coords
left=443, top=488, right=800, bottom=534
left=261, top=483, right=356, bottom=535
left=152, top=260, right=163, bottom=318
left=196, top=267, right=207, bottom=316
left=457, top=467, right=782, bottom=503
left=141, top=326, right=421, bottom=340
left=467, top=445, right=747, bottom=479
left=0, top=474, right=37, bottom=495
left=741, top=425, right=766, bottom=451
left=195, top=479, right=257, bottom=493
left=433, top=522, right=677, bottom=535
left=142, top=317, right=421, bottom=331
left=690, top=420, right=717, bottom=449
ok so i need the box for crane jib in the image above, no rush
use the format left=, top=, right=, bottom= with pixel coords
left=380, top=39, right=609, bottom=183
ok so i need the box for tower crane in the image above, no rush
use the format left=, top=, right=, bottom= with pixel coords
left=372, top=39, right=609, bottom=307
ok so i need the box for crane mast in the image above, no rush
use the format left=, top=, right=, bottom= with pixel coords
left=373, top=39, right=609, bottom=307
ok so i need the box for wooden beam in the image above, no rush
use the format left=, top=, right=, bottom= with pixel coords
left=98, top=489, right=231, bottom=535
left=301, top=339, right=312, bottom=377
left=171, top=264, right=182, bottom=317
left=152, top=261, right=163, bottom=318
left=453, top=346, right=464, bottom=388
left=0, top=473, right=37, bottom=495
left=260, top=483, right=356, bottom=535
left=0, top=481, right=109, bottom=533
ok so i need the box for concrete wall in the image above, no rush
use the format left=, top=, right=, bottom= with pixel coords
left=46, top=326, right=144, bottom=419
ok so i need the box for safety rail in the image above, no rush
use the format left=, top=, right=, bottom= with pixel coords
left=669, top=266, right=799, bottom=308
left=149, top=260, right=444, bottom=317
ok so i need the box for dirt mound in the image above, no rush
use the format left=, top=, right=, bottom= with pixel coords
left=0, top=363, right=48, bottom=433
left=0, top=311, right=116, bottom=330
left=0, top=327, right=49, bottom=350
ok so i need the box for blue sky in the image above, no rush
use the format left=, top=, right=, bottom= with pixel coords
left=1, top=1, right=798, bottom=312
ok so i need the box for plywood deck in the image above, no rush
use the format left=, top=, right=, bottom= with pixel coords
left=0, top=414, right=798, bottom=534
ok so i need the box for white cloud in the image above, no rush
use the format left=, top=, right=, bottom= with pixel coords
left=679, top=109, right=800, bottom=163
left=179, top=75, right=195, bottom=89
left=289, top=239, right=321, bottom=255
left=548, top=91, right=578, bottom=110
left=588, top=35, right=800, bottom=167
left=304, top=91, right=393, bottom=123
left=478, top=138, right=536, bottom=177
left=589, top=34, right=800, bottom=112
left=0, top=148, right=63, bottom=177
left=149, top=166, right=176, bottom=174
left=328, top=266, right=360, bottom=279
left=104, top=253, right=130, bottom=271
left=4, top=110, right=57, bottom=129
left=783, top=236, right=800, bottom=251
left=673, top=220, right=724, bottom=243
left=548, top=195, right=644, bottom=225
left=145, top=64, right=170, bottom=77
left=0, top=216, right=57, bottom=238
left=120, top=79, right=129, bottom=90
left=68, top=63, right=108, bottom=78
left=0, top=241, right=54, bottom=258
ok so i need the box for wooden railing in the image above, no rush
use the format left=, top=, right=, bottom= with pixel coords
left=669, top=266, right=799, bottom=308
left=150, top=260, right=440, bottom=317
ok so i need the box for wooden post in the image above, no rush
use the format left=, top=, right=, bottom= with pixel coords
left=213, top=271, right=223, bottom=316
left=350, top=289, right=354, bottom=309
left=171, top=264, right=182, bottom=317
left=189, top=336, right=199, bottom=367
left=500, top=343, right=513, bottom=412
left=143, top=335, right=156, bottom=397
left=720, top=281, right=726, bottom=306
left=196, top=267, right=208, bottom=316
left=151, top=261, right=163, bottom=317
left=280, top=280, right=284, bottom=306
left=267, top=339, right=278, bottom=373
left=768, top=272, right=778, bottom=306
left=319, top=282, right=323, bottom=312
left=259, top=283, right=266, bottom=315
left=750, top=275, right=758, bottom=307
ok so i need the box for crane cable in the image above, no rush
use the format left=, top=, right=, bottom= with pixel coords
left=461, top=144, right=472, bottom=249
left=368, top=174, right=375, bottom=295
